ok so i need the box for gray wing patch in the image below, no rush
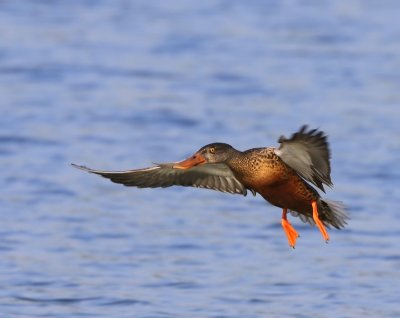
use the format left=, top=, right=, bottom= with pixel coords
left=274, top=125, right=332, bottom=192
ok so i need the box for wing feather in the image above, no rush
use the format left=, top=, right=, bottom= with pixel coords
left=274, top=125, right=333, bottom=192
left=71, top=162, right=248, bottom=196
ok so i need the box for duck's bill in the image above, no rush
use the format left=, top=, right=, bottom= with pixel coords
left=173, top=153, right=206, bottom=169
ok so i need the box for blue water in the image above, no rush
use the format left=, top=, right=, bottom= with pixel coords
left=1, top=1, right=400, bottom=317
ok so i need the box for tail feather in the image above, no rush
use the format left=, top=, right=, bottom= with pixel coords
left=320, top=199, right=349, bottom=229
left=289, top=199, right=349, bottom=229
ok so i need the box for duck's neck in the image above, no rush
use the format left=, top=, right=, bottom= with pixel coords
left=225, top=147, right=246, bottom=172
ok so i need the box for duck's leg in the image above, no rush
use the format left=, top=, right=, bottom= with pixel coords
left=281, top=208, right=299, bottom=248
left=311, top=200, right=329, bottom=242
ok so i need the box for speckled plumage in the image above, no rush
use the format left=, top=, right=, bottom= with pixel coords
left=226, top=147, right=321, bottom=222
left=73, top=126, right=348, bottom=247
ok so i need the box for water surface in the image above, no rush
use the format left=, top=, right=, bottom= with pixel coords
left=1, top=1, right=400, bottom=317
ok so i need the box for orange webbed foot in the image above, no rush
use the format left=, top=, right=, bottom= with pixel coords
left=281, top=208, right=300, bottom=248
left=312, top=200, right=330, bottom=243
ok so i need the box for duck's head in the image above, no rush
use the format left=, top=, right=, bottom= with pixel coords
left=173, top=143, right=235, bottom=169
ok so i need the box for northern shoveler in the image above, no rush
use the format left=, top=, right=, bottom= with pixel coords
left=72, top=125, right=348, bottom=248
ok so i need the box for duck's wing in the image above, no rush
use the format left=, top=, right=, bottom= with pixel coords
left=71, top=162, right=248, bottom=195
left=274, top=125, right=333, bottom=192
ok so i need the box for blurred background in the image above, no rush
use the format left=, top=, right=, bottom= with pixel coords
left=1, top=0, right=399, bottom=317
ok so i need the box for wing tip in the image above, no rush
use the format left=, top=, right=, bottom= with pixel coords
left=278, top=135, right=287, bottom=144
left=278, top=125, right=327, bottom=145
left=71, top=163, right=92, bottom=172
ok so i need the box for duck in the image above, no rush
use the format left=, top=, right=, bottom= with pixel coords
left=72, top=125, right=348, bottom=248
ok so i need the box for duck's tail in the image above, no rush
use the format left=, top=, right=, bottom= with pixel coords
left=290, top=199, right=349, bottom=229
left=319, top=199, right=349, bottom=229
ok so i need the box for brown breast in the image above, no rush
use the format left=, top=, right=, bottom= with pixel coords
left=228, top=147, right=318, bottom=213
left=228, top=147, right=290, bottom=187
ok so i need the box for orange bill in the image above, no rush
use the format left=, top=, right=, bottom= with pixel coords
left=173, top=153, right=206, bottom=169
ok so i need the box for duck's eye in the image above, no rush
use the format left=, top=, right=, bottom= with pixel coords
left=209, top=147, right=215, bottom=154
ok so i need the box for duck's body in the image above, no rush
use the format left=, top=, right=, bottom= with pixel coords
left=226, top=147, right=317, bottom=209
left=73, top=126, right=348, bottom=248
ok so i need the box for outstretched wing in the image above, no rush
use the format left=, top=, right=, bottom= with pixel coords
left=71, top=162, right=248, bottom=195
left=274, top=125, right=333, bottom=192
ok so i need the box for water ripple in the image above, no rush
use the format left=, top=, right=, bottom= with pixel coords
left=1, top=1, right=400, bottom=318
left=14, top=296, right=99, bottom=304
